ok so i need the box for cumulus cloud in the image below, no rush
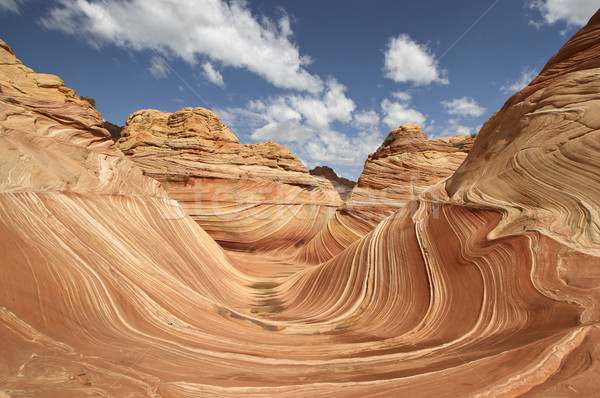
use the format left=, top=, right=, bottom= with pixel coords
left=352, top=110, right=380, bottom=129
left=441, top=118, right=475, bottom=136
left=202, top=62, right=225, bottom=87
left=441, top=97, right=486, bottom=118
left=380, top=99, right=426, bottom=129
left=530, top=0, right=598, bottom=26
left=41, top=0, right=323, bottom=92
left=383, top=34, right=448, bottom=86
left=247, top=78, right=356, bottom=138
left=501, top=66, right=538, bottom=94
left=218, top=80, right=383, bottom=171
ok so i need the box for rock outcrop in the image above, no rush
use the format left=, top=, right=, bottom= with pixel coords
left=309, top=165, right=355, bottom=201
left=2, top=9, right=600, bottom=397
left=349, top=123, right=473, bottom=208
left=117, top=107, right=341, bottom=250
left=102, top=121, right=123, bottom=141
left=0, top=39, right=163, bottom=197
left=296, top=124, right=474, bottom=264
left=446, top=14, right=600, bottom=253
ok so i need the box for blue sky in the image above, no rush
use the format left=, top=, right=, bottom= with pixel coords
left=1, top=0, right=598, bottom=180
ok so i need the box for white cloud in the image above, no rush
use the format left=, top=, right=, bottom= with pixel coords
left=148, top=55, right=170, bottom=79
left=441, top=97, right=486, bottom=118
left=352, top=110, right=380, bottom=129
left=441, top=118, right=474, bottom=136
left=218, top=80, right=382, bottom=170
left=501, top=66, right=538, bottom=94
left=383, top=34, right=448, bottom=86
left=41, top=0, right=323, bottom=93
left=380, top=99, right=426, bottom=129
left=202, top=62, right=225, bottom=87
left=248, top=78, right=355, bottom=137
left=530, top=0, right=598, bottom=26
left=0, top=0, right=25, bottom=13
left=391, top=91, right=413, bottom=102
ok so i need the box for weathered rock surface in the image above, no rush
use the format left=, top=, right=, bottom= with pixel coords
left=309, top=165, right=355, bottom=201
left=0, top=39, right=163, bottom=197
left=102, top=121, right=123, bottom=141
left=296, top=124, right=474, bottom=264
left=349, top=123, right=473, bottom=207
left=446, top=13, right=600, bottom=253
left=2, top=9, right=600, bottom=397
left=117, top=107, right=341, bottom=250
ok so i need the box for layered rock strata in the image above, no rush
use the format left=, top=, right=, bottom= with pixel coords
left=2, top=9, right=600, bottom=397
left=0, top=39, right=162, bottom=197
left=349, top=123, right=473, bottom=208
left=117, top=107, right=341, bottom=251
left=296, top=124, right=474, bottom=264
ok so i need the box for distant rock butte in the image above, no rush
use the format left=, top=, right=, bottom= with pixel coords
left=118, top=107, right=312, bottom=180
left=2, top=9, right=600, bottom=397
left=117, top=107, right=341, bottom=250
left=349, top=123, right=473, bottom=207
left=309, top=165, right=355, bottom=201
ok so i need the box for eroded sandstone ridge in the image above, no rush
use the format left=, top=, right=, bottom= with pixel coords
left=2, top=9, right=600, bottom=397
left=349, top=123, right=473, bottom=207
left=117, top=107, right=341, bottom=251
left=0, top=39, right=162, bottom=196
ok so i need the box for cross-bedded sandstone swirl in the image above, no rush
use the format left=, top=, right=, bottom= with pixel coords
left=295, top=124, right=474, bottom=264
left=2, top=8, right=600, bottom=398
left=116, top=107, right=341, bottom=251
left=446, top=13, right=600, bottom=254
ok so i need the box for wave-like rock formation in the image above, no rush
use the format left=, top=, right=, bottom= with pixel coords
left=117, top=108, right=341, bottom=251
left=295, top=124, right=474, bottom=264
left=2, top=9, right=600, bottom=397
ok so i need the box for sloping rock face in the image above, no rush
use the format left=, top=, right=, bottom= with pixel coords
left=2, top=9, right=600, bottom=397
left=0, top=39, right=163, bottom=197
left=446, top=16, right=600, bottom=253
left=309, top=165, right=355, bottom=201
left=117, top=107, right=341, bottom=251
left=0, top=38, right=260, bottom=396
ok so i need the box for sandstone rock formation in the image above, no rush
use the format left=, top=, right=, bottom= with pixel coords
left=309, top=165, right=355, bottom=201
left=0, top=39, right=163, bottom=197
left=296, top=124, right=474, bottom=264
left=102, top=120, right=123, bottom=141
left=2, top=8, right=600, bottom=397
left=349, top=123, right=473, bottom=208
left=117, top=107, right=341, bottom=251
